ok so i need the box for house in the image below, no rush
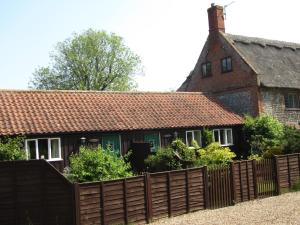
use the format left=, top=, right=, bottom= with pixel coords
left=179, top=4, right=300, bottom=129
left=0, top=90, right=243, bottom=171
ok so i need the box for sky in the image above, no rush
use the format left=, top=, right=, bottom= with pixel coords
left=1, top=0, right=300, bottom=91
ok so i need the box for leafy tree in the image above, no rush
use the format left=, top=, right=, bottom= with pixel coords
left=202, top=127, right=213, bottom=147
left=65, top=146, right=133, bottom=182
left=197, top=142, right=236, bottom=167
left=0, top=136, right=26, bottom=160
left=243, top=115, right=284, bottom=156
left=282, top=125, right=300, bottom=154
left=30, top=29, right=141, bottom=91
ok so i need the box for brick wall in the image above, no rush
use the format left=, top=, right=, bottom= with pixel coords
left=260, top=87, right=300, bottom=127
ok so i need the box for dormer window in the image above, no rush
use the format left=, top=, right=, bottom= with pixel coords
left=201, top=62, right=212, bottom=77
left=221, top=57, right=232, bottom=73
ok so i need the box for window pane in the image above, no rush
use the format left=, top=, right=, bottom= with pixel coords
left=220, top=129, right=225, bottom=145
left=202, top=64, right=207, bottom=76
left=222, top=59, right=227, bottom=71
left=194, top=130, right=201, bottom=147
left=226, top=129, right=233, bottom=144
left=38, top=139, right=48, bottom=159
left=27, top=140, right=36, bottom=159
left=186, top=131, right=193, bottom=146
left=227, top=58, right=232, bottom=71
left=51, top=139, right=60, bottom=159
left=213, top=130, right=219, bottom=142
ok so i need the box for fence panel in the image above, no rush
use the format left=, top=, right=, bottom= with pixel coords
left=256, top=158, right=276, bottom=198
left=276, top=154, right=300, bottom=191
left=0, top=160, right=74, bottom=225
left=207, top=165, right=232, bottom=209
left=232, top=160, right=256, bottom=203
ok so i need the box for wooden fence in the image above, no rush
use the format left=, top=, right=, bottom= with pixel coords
left=0, top=160, right=75, bottom=225
left=1, top=153, right=299, bottom=225
left=75, top=167, right=207, bottom=225
left=75, top=153, right=300, bottom=225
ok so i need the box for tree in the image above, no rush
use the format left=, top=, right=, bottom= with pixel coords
left=29, top=29, right=141, bottom=91
left=243, top=115, right=284, bottom=157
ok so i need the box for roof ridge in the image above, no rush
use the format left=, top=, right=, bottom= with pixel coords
left=0, top=89, right=207, bottom=95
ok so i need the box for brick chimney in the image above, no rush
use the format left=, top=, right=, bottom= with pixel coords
left=207, top=3, right=225, bottom=34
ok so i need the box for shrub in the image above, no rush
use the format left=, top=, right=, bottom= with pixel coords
left=0, top=136, right=26, bottom=161
left=197, top=142, right=236, bottom=167
left=202, top=127, right=213, bottom=147
left=282, top=125, right=300, bottom=154
left=66, top=146, right=133, bottom=182
left=247, top=154, right=263, bottom=161
left=145, top=147, right=182, bottom=172
left=243, top=115, right=284, bottom=156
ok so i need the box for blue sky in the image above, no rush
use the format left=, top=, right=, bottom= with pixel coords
left=1, top=0, right=300, bottom=91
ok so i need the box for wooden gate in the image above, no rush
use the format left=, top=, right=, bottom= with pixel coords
left=256, top=158, right=277, bottom=198
left=207, top=165, right=232, bottom=209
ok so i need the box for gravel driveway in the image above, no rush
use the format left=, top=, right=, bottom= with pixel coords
left=151, top=192, right=300, bottom=225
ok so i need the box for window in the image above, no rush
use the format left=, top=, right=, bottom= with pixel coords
left=102, top=134, right=121, bottom=154
left=221, top=57, right=232, bottom=73
left=25, top=138, right=61, bottom=161
left=213, top=129, right=233, bottom=146
left=285, top=93, right=300, bottom=109
left=145, top=133, right=160, bottom=152
left=186, top=130, right=202, bottom=147
left=201, top=62, right=212, bottom=77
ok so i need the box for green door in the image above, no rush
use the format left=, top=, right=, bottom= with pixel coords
left=144, top=133, right=160, bottom=152
left=102, top=134, right=120, bottom=154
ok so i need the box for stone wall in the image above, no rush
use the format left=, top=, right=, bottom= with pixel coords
left=261, top=88, right=300, bottom=128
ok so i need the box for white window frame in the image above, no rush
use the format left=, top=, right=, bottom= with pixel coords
left=25, top=138, right=62, bottom=161
left=185, top=130, right=202, bottom=147
left=213, top=128, right=233, bottom=146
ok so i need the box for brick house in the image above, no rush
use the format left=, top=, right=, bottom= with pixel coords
left=0, top=90, right=243, bottom=171
left=179, top=4, right=300, bottom=128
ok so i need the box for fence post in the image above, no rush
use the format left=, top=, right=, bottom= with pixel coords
left=74, top=183, right=81, bottom=225
left=252, top=160, right=258, bottom=199
left=123, top=179, right=128, bottom=225
left=100, top=182, right=106, bottom=225
left=287, top=155, right=291, bottom=188
left=229, top=162, right=236, bottom=205
left=185, top=169, right=190, bottom=213
left=167, top=172, right=172, bottom=217
left=274, top=156, right=281, bottom=195
left=202, top=166, right=209, bottom=209
left=144, top=173, right=153, bottom=223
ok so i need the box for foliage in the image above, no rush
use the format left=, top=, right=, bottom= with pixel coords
left=282, top=125, right=300, bottom=154
left=145, top=147, right=182, bottom=172
left=0, top=136, right=26, bottom=161
left=202, top=127, right=213, bottom=147
left=290, top=179, right=300, bottom=192
left=29, top=29, right=142, bottom=91
left=243, top=115, right=284, bottom=157
left=65, top=146, right=133, bottom=182
left=197, top=142, right=236, bottom=167
left=247, top=154, right=263, bottom=161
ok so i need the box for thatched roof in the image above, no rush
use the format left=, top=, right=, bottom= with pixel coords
left=223, top=33, right=300, bottom=89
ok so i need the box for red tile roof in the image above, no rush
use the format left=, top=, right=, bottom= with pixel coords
left=0, top=90, right=243, bottom=136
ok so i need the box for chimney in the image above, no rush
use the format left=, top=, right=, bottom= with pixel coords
left=207, top=3, right=225, bottom=34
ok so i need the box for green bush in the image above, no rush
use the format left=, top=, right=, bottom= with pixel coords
left=247, top=154, right=263, bottom=161
left=66, top=146, right=133, bottom=182
left=282, top=125, right=300, bottom=154
left=197, top=142, right=236, bottom=167
left=202, top=127, right=213, bottom=147
left=0, top=136, right=26, bottom=161
left=243, top=115, right=284, bottom=156
left=145, top=147, right=182, bottom=172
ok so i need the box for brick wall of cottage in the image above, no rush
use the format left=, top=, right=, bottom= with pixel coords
left=185, top=33, right=260, bottom=116
left=260, top=88, right=300, bottom=127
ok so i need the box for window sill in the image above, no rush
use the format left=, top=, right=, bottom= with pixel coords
left=285, top=108, right=300, bottom=111
left=47, top=158, right=63, bottom=162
